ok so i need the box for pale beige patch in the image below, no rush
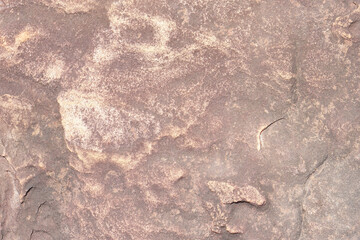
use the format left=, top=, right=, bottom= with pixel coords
left=71, top=147, right=107, bottom=171
left=57, top=90, right=160, bottom=153
left=0, top=94, right=32, bottom=128
left=208, top=181, right=266, bottom=206
left=144, top=190, right=161, bottom=206
left=108, top=3, right=176, bottom=61
left=67, top=140, right=156, bottom=172
left=84, top=178, right=105, bottom=197
left=0, top=26, right=41, bottom=66
left=166, top=167, right=185, bottom=183
left=160, top=125, right=187, bottom=139
left=15, top=29, right=37, bottom=46
left=0, top=26, right=38, bottom=51
left=23, top=53, right=66, bottom=84
left=44, top=58, right=65, bottom=81
left=277, top=70, right=295, bottom=80
left=93, top=44, right=118, bottom=63
left=332, top=6, right=360, bottom=42
left=205, top=202, right=229, bottom=233
left=226, top=223, right=244, bottom=234
left=111, top=154, right=136, bottom=171
left=31, top=124, right=41, bottom=136
left=39, top=0, right=97, bottom=13
left=0, top=142, right=5, bottom=156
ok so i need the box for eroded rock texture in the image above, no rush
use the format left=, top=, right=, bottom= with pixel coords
left=0, top=0, right=359, bottom=239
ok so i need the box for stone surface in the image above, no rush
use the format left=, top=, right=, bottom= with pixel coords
left=0, top=0, right=359, bottom=239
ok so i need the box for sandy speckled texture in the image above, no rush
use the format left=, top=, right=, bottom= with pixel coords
left=0, top=0, right=359, bottom=239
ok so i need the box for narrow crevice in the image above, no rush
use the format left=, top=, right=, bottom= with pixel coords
left=29, top=229, right=52, bottom=240
left=290, top=40, right=299, bottom=104
left=21, top=187, right=35, bottom=204
left=1, top=140, right=16, bottom=172
left=1, top=155, right=15, bottom=173
left=297, top=154, right=329, bottom=240
left=29, top=230, right=34, bottom=240
left=36, top=201, right=47, bottom=216
left=297, top=204, right=305, bottom=240
left=257, top=117, right=286, bottom=150
left=304, top=154, right=328, bottom=184
left=290, top=77, right=298, bottom=104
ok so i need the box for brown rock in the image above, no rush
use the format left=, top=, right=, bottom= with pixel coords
left=226, top=224, right=244, bottom=234
left=0, top=0, right=359, bottom=239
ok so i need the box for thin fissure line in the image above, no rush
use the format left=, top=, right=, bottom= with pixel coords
left=297, top=154, right=329, bottom=240
left=257, top=117, right=285, bottom=151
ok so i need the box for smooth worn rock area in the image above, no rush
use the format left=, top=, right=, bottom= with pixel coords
left=0, top=0, right=359, bottom=239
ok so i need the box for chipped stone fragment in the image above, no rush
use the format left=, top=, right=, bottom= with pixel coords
left=208, top=181, right=266, bottom=206
left=226, top=223, right=244, bottom=234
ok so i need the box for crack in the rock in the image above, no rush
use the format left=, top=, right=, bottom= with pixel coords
left=36, top=201, right=47, bottom=216
left=297, top=154, right=329, bottom=240
left=29, top=229, right=34, bottom=240
left=1, top=156, right=15, bottom=173
left=290, top=40, right=299, bottom=104
left=257, top=117, right=286, bottom=151
left=1, top=140, right=15, bottom=172
left=21, top=187, right=35, bottom=204
left=290, top=77, right=298, bottom=104
left=304, top=154, right=328, bottom=185
left=297, top=202, right=305, bottom=240
left=29, top=229, right=51, bottom=240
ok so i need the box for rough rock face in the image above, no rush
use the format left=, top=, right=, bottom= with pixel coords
left=0, top=0, right=359, bottom=239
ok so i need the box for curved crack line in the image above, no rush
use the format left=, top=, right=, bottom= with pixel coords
left=21, top=187, right=35, bottom=204
left=304, top=154, right=328, bottom=185
left=297, top=154, right=329, bottom=240
left=36, top=201, right=47, bottom=216
left=257, top=117, right=285, bottom=151
left=29, top=229, right=52, bottom=240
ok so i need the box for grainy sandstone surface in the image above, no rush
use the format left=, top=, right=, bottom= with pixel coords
left=0, top=0, right=359, bottom=239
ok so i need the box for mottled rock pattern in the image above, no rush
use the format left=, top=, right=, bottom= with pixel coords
left=0, top=0, right=359, bottom=239
left=207, top=181, right=266, bottom=206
